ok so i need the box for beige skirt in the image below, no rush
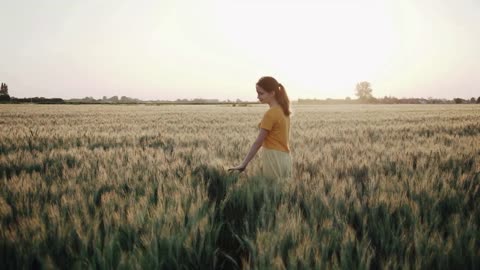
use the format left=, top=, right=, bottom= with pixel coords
left=261, top=148, right=293, bottom=180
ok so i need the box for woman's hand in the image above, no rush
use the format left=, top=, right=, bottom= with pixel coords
left=228, top=129, right=268, bottom=173
left=228, top=164, right=246, bottom=172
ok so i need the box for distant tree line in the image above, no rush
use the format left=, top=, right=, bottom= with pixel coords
left=1, top=80, right=479, bottom=104
left=67, top=97, right=254, bottom=105
left=1, top=82, right=65, bottom=103
left=68, top=96, right=142, bottom=104
left=297, top=97, right=465, bottom=105
left=298, top=81, right=480, bottom=105
left=453, top=97, right=480, bottom=104
left=10, top=97, right=65, bottom=104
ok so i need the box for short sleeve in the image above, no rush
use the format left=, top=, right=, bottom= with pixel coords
left=260, top=110, right=276, bottom=131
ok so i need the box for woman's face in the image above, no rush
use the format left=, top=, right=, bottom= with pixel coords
left=256, top=85, right=275, bottom=104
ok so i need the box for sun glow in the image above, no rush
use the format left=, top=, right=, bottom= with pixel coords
left=210, top=1, right=398, bottom=99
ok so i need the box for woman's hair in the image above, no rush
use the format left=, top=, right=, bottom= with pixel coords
left=256, top=76, right=291, bottom=116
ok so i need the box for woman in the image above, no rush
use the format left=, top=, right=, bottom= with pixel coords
left=229, top=76, right=292, bottom=180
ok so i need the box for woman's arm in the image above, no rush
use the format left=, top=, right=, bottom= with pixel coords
left=229, top=128, right=269, bottom=172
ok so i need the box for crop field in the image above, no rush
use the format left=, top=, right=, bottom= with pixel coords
left=0, top=104, right=479, bottom=269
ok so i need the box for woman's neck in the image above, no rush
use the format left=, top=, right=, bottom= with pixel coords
left=268, top=100, right=279, bottom=108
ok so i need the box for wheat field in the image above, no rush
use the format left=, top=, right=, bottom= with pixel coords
left=0, top=104, right=479, bottom=269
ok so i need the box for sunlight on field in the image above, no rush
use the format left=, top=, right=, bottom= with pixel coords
left=0, top=104, right=479, bottom=269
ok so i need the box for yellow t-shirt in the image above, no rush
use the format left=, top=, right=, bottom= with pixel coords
left=258, top=106, right=290, bottom=153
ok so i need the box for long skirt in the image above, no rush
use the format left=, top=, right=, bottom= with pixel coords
left=261, top=148, right=292, bottom=180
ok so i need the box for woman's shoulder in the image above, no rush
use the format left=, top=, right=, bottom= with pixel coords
left=263, top=106, right=288, bottom=123
left=263, top=106, right=279, bottom=117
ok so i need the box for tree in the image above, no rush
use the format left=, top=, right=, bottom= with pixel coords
left=355, top=81, right=373, bottom=101
left=0, top=82, right=9, bottom=95
left=453, top=98, right=464, bottom=104
left=470, top=97, right=476, bottom=103
left=477, top=97, right=480, bottom=104
left=0, top=82, right=11, bottom=101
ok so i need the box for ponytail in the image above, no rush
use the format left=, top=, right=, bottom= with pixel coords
left=277, top=83, right=291, bottom=116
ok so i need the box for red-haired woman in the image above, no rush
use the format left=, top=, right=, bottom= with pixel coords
left=229, top=76, right=292, bottom=180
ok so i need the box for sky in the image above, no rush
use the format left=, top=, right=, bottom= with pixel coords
left=1, top=0, right=479, bottom=101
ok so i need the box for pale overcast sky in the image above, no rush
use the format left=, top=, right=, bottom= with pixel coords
left=1, top=0, right=479, bottom=101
